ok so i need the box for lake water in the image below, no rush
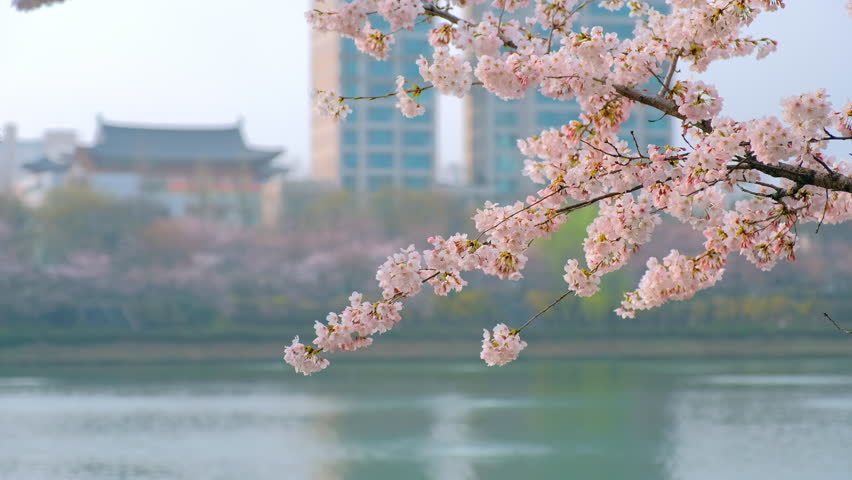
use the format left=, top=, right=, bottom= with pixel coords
left=1, top=356, right=851, bottom=479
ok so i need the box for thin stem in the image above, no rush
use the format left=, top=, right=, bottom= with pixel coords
left=815, top=188, right=829, bottom=234
left=658, top=54, right=679, bottom=96
left=517, top=290, right=573, bottom=332
left=810, top=153, right=835, bottom=176
left=554, top=183, right=647, bottom=215
left=475, top=186, right=566, bottom=242
left=823, top=312, right=852, bottom=335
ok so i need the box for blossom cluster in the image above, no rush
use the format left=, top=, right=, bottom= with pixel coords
left=416, top=49, right=473, bottom=98
left=394, top=76, right=425, bottom=118
left=312, top=89, right=351, bottom=121
left=291, top=1, right=852, bottom=375
left=481, top=323, right=528, bottom=366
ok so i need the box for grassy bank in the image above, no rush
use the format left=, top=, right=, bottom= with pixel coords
left=1, top=337, right=850, bottom=365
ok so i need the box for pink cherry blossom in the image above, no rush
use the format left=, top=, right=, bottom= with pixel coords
left=416, top=49, right=473, bottom=98
left=313, top=89, right=352, bottom=121
left=376, top=0, right=425, bottom=31
left=354, top=23, right=395, bottom=60
left=394, top=76, right=426, bottom=118
left=376, top=245, right=423, bottom=299
left=480, top=323, right=528, bottom=366
left=284, top=337, right=330, bottom=376
left=293, top=0, right=852, bottom=374
left=672, top=80, right=723, bottom=122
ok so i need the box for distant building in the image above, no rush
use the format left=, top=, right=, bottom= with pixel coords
left=465, top=3, right=672, bottom=198
left=311, top=1, right=437, bottom=196
left=74, top=118, right=285, bottom=226
left=1, top=123, right=76, bottom=206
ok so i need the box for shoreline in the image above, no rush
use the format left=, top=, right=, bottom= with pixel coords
left=1, top=337, right=850, bottom=365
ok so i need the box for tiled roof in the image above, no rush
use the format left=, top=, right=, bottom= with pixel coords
left=87, top=120, right=282, bottom=166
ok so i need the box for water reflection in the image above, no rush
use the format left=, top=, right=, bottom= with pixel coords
left=428, top=394, right=477, bottom=480
left=665, top=372, right=852, bottom=480
left=0, top=358, right=850, bottom=480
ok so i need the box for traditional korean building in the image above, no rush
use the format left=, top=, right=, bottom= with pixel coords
left=74, top=118, right=285, bottom=226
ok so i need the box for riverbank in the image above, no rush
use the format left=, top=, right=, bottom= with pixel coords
left=1, top=337, right=849, bottom=365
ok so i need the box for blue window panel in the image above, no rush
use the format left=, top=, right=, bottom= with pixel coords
left=605, top=22, right=636, bottom=41
left=536, top=93, right=565, bottom=105
left=367, top=82, right=391, bottom=96
left=647, top=133, right=672, bottom=147
left=369, top=16, right=391, bottom=31
left=401, top=61, right=421, bottom=80
left=403, top=131, right=432, bottom=146
left=342, top=153, right=358, bottom=169
left=342, top=39, right=358, bottom=55
left=537, top=110, right=576, bottom=127
left=645, top=119, right=672, bottom=133
left=341, top=82, right=358, bottom=98
left=412, top=18, right=433, bottom=33
left=495, top=178, right=517, bottom=194
left=403, top=176, right=430, bottom=190
left=368, top=60, right=393, bottom=77
left=367, top=153, right=394, bottom=169
left=495, top=133, right=516, bottom=148
left=367, top=130, right=394, bottom=145
left=341, top=60, right=357, bottom=78
left=367, top=107, right=394, bottom=122
left=402, top=153, right=431, bottom=170
left=401, top=39, right=430, bottom=56
left=367, top=175, right=393, bottom=192
left=342, top=129, right=357, bottom=145
left=341, top=174, right=357, bottom=192
left=496, top=111, right=517, bottom=126
left=495, top=155, right=517, bottom=172
left=620, top=117, right=639, bottom=132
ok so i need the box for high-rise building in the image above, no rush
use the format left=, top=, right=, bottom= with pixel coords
left=466, top=3, right=672, bottom=198
left=310, top=2, right=437, bottom=195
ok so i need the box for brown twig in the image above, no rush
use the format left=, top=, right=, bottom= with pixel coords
left=517, top=290, right=573, bottom=332
left=823, top=313, right=852, bottom=334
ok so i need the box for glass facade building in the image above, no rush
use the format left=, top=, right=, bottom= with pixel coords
left=466, top=2, right=672, bottom=198
left=311, top=8, right=437, bottom=195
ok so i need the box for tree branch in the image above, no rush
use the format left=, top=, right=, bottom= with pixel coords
left=421, top=2, right=852, bottom=196
left=554, top=183, right=647, bottom=215
left=739, top=155, right=852, bottom=194
left=823, top=313, right=852, bottom=335
left=516, top=290, right=573, bottom=332
left=658, top=54, right=679, bottom=96
left=612, top=84, right=712, bottom=133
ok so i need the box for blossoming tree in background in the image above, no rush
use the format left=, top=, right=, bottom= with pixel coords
left=290, top=0, right=852, bottom=375
left=14, top=0, right=852, bottom=374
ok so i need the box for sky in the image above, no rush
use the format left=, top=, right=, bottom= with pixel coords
left=1, top=0, right=850, bottom=177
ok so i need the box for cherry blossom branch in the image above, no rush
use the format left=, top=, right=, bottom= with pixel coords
left=818, top=128, right=852, bottom=142
left=342, top=85, right=433, bottom=101
left=516, top=290, right=573, bottom=333
left=475, top=186, right=566, bottom=242
left=738, top=154, right=852, bottom=194
left=423, top=2, right=467, bottom=25
left=658, top=54, right=680, bottom=96
left=554, top=183, right=647, bottom=215
left=423, top=2, right=519, bottom=49
left=611, top=84, right=713, bottom=133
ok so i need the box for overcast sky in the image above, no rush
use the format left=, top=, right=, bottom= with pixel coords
left=1, top=0, right=850, bottom=177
